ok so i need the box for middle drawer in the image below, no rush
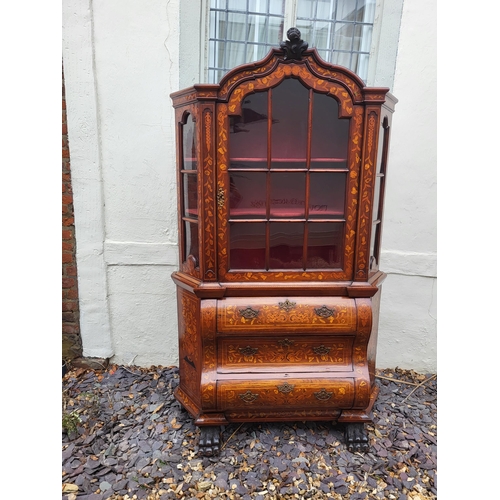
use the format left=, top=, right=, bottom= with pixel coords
left=217, top=335, right=354, bottom=373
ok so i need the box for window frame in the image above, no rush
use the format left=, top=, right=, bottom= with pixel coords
left=178, top=0, right=403, bottom=90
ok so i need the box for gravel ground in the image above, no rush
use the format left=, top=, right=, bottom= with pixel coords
left=62, top=365, right=437, bottom=500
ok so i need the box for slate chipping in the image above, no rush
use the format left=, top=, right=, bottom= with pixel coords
left=62, top=365, right=437, bottom=500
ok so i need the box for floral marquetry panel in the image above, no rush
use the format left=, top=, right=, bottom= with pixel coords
left=217, top=297, right=358, bottom=333
left=218, top=335, right=355, bottom=372
left=218, top=378, right=355, bottom=410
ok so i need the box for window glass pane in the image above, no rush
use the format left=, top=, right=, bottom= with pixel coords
left=210, top=0, right=226, bottom=8
left=334, top=23, right=354, bottom=52
left=182, top=114, right=196, bottom=171
left=268, top=15, right=284, bottom=45
left=271, top=79, right=309, bottom=161
left=225, top=42, right=247, bottom=70
left=229, top=172, right=267, bottom=218
left=295, top=19, right=313, bottom=44
left=313, top=21, right=333, bottom=50
left=337, top=0, right=364, bottom=22
left=317, top=0, right=335, bottom=19
left=269, top=0, right=285, bottom=15
left=269, top=222, right=304, bottom=269
left=184, top=220, right=199, bottom=264
left=228, top=0, right=247, bottom=11
left=307, top=222, right=343, bottom=268
left=297, top=0, right=315, bottom=18
left=270, top=172, right=306, bottom=218
left=227, top=13, right=247, bottom=40
left=309, top=173, right=346, bottom=218
left=249, top=0, right=269, bottom=12
left=248, top=14, right=268, bottom=44
left=183, top=173, right=198, bottom=218
left=212, top=10, right=227, bottom=40
left=311, top=93, right=349, bottom=160
left=332, top=51, right=351, bottom=69
left=246, top=43, right=269, bottom=63
left=230, top=222, right=266, bottom=269
left=229, top=90, right=268, bottom=160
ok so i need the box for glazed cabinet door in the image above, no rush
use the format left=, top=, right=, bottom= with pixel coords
left=217, top=75, right=364, bottom=283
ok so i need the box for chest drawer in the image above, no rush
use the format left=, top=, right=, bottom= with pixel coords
left=218, top=335, right=354, bottom=373
left=217, top=296, right=358, bottom=334
left=218, top=378, right=355, bottom=410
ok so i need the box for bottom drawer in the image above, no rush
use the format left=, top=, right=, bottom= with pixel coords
left=218, top=378, right=355, bottom=410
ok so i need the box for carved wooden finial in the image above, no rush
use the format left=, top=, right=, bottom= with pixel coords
left=280, top=27, right=309, bottom=61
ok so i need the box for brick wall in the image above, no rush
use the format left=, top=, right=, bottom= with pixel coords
left=62, top=64, right=82, bottom=361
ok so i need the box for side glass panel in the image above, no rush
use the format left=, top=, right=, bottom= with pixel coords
left=184, top=220, right=199, bottom=264
left=183, top=173, right=198, bottom=218
left=182, top=114, right=197, bottom=171
left=180, top=112, right=198, bottom=268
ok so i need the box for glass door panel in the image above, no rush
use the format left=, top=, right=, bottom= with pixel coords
left=229, top=222, right=266, bottom=269
left=311, top=92, right=349, bottom=161
left=271, top=79, right=308, bottom=161
left=229, top=172, right=267, bottom=218
left=229, top=91, right=268, bottom=162
left=269, top=222, right=304, bottom=269
left=306, top=222, right=343, bottom=269
left=270, top=172, right=306, bottom=218
left=309, top=172, right=346, bottom=218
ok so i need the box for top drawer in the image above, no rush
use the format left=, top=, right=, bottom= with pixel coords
left=217, top=296, right=358, bottom=334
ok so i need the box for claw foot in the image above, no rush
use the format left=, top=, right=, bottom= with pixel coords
left=344, top=423, right=369, bottom=453
left=199, top=426, right=221, bottom=457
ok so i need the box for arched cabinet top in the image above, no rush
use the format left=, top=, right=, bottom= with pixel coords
left=171, top=46, right=391, bottom=112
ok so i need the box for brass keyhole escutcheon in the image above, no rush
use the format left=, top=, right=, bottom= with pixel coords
left=314, top=305, right=335, bottom=318
left=239, top=307, right=259, bottom=319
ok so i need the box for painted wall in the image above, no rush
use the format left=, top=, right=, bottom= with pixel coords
left=376, top=0, right=437, bottom=373
left=62, top=0, right=437, bottom=372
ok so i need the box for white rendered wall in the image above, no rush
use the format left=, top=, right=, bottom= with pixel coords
left=63, top=0, right=436, bottom=372
left=63, top=0, right=181, bottom=366
left=376, top=0, right=437, bottom=373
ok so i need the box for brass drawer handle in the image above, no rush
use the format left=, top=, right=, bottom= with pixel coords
left=238, top=346, right=259, bottom=356
left=239, top=390, right=259, bottom=403
left=277, top=382, right=295, bottom=394
left=314, top=388, right=333, bottom=401
left=239, top=307, right=259, bottom=319
left=314, top=305, right=335, bottom=318
left=277, top=338, right=295, bottom=348
left=312, top=345, right=331, bottom=356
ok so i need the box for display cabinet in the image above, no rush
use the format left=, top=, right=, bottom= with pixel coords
left=170, top=28, right=397, bottom=456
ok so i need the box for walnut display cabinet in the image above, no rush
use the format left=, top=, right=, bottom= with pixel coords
left=170, top=28, right=397, bottom=456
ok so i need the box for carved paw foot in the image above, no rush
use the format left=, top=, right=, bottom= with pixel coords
left=344, top=423, right=369, bottom=453
left=199, top=426, right=221, bottom=457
